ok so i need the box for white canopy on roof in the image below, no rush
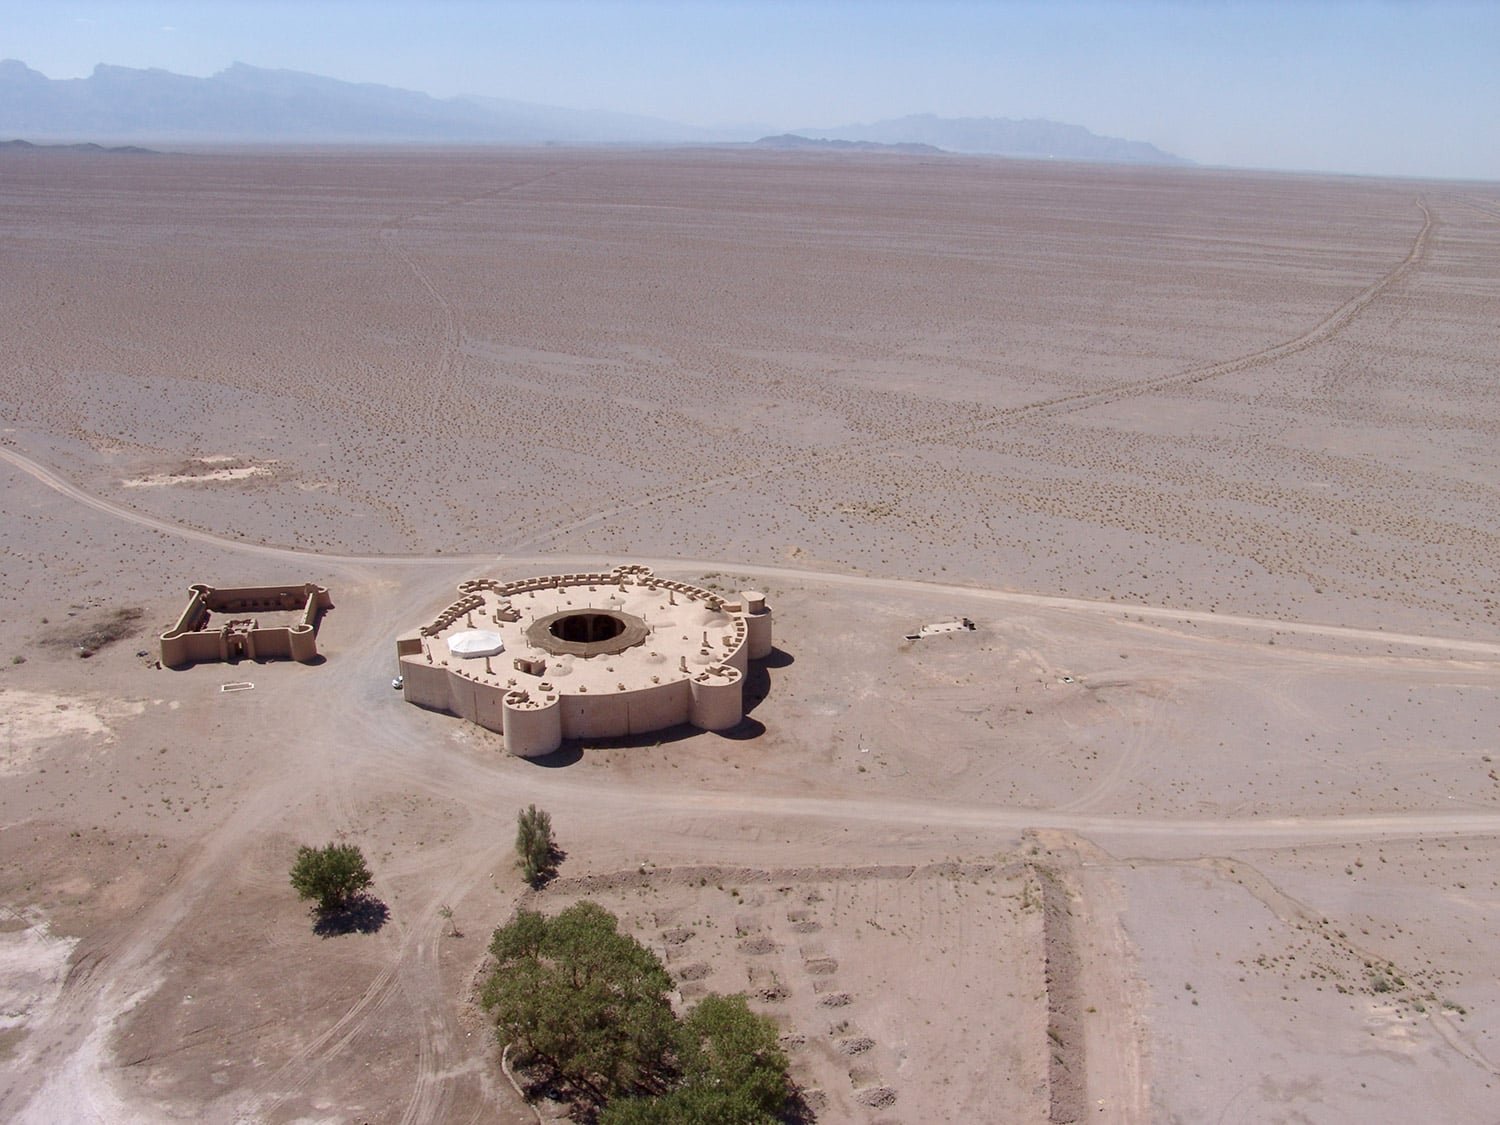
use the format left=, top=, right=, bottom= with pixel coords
left=447, top=629, right=505, bottom=659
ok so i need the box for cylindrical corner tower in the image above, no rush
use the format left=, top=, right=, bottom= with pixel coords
left=742, top=590, right=773, bottom=660
left=503, top=688, right=563, bottom=758
left=689, top=664, right=743, bottom=731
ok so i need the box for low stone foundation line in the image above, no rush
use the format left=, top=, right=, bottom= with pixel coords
left=396, top=565, right=773, bottom=757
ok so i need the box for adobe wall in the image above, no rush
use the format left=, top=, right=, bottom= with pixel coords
left=397, top=646, right=453, bottom=712
left=557, top=678, right=694, bottom=741
left=161, top=582, right=330, bottom=668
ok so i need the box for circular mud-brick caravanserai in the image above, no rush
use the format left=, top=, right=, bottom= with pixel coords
left=394, top=565, right=773, bottom=757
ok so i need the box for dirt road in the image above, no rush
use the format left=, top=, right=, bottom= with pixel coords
left=4, top=448, right=1499, bottom=1122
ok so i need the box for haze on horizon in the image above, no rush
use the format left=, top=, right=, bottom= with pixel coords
left=4, top=0, right=1498, bottom=182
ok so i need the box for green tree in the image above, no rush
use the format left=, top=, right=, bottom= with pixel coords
left=601, top=994, right=789, bottom=1125
left=598, top=1082, right=771, bottom=1125
left=679, top=993, right=789, bottom=1116
left=289, top=842, right=373, bottom=913
left=515, top=804, right=557, bottom=887
left=482, top=901, right=677, bottom=1104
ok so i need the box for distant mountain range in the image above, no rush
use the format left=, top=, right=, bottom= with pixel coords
left=798, top=113, right=1188, bottom=165
left=0, top=59, right=1187, bottom=165
left=752, top=134, right=944, bottom=156
left=0, top=138, right=157, bottom=155
left=0, top=59, right=730, bottom=145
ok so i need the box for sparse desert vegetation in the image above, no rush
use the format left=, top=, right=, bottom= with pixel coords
left=0, top=147, right=1498, bottom=1123
left=290, top=842, right=375, bottom=914
left=515, top=804, right=559, bottom=888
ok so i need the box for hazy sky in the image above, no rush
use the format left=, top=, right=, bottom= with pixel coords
left=4, top=1, right=1498, bottom=180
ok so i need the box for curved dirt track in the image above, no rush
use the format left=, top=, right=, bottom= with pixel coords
left=6, top=445, right=1498, bottom=661
left=7, top=446, right=1500, bottom=860
left=984, top=196, right=1433, bottom=425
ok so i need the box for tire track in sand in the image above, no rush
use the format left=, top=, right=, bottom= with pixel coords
left=241, top=939, right=407, bottom=1122
left=966, top=196, right=1433, bottom=428
left=505, top=195, right=1434, bottom=551
left=372, top=170, right=563, bottom=536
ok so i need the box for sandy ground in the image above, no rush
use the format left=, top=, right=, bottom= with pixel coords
left=0, top=147, right=1498, bottom=1122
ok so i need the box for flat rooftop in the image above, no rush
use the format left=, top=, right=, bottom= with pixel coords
left=414, top=576, right=743, bottom=697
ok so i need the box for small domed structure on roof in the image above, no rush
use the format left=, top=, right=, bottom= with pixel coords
left=446, top=629, right=505, bottom=659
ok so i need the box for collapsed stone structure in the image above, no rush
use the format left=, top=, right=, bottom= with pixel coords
left=161, top=582, right=331, bottom=667
left=396, top=565, right=773, bottom=757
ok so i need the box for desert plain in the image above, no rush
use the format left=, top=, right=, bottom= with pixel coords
left=1, top=145, right=1498, bottom=1123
